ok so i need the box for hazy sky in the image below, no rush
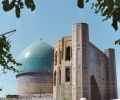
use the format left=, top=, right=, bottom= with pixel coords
left=0, top=0, right=120, bottom=98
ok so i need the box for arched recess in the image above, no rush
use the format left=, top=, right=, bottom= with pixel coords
left=59, top=69, right=61, bottom=85
left=90, top=75, right=101, bottom=100
left=70, top=47, right=72, bottom=58
left=65, top=67, right=70, bottom=82
left=59, top=51, right=62, bottom=64
left=55, top=51, right=57, bottom=65
left=65, top=46, right=71, bottom=61
left=54, top=71, right=56, bottom=86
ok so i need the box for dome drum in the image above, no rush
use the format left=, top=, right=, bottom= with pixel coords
left=17, top=72, right=53, bottom=96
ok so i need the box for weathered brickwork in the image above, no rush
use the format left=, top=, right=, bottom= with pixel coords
left=53, top=23, right=118, bottom=100
left=16, top=72, right=53, bottom=96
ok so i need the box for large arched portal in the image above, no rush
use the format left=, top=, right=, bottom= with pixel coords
left=90, top=75, right=101, bottom=100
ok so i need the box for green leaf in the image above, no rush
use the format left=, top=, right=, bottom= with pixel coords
left=15, top=5, right=21, bottom=18
left=9, top=0, right=15, bottom=10
left=115, top=39, right=120, bottom=45
left=25, top=0, right=35, bottom=11
left=29, top=0, right=35, bottom=11
left=112, top=18, right=118, bottom=31
left=2, top=0, right=10, bottom=12
left=77, top=0, right=84, bottom=8
left=18, top=0, right=24, bottom=9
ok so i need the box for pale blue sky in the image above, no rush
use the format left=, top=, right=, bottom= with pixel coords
left=0, top=0, right=120, bottom=98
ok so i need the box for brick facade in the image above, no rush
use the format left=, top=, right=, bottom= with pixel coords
left=53, top=23, right=118, bottom=100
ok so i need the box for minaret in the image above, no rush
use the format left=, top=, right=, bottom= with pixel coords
left=72, top=23, right=90, bottom=100
left=104, top=49, right=118, bottom=100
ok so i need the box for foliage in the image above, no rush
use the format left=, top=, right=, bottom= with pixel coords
left=77, top=0, right=120, bottom=45
left=0, top=35, right=21, bottom=74
left=2, top=0, right=35, bottom=18
left=0, top=0, right=35, bottom=73
left=1, top=0, right=120, bottom=45
left=115, top=39, right=120, bottom=45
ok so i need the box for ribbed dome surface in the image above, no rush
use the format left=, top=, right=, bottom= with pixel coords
left=18, top=39, right=54, bottom=73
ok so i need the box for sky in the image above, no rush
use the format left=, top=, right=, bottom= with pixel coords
left=0, top=0, right=120, bottom=98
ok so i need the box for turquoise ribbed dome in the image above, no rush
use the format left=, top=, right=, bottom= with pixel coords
left=18, top=39, right=54, bottom=73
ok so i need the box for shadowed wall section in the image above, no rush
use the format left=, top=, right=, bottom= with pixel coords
left=90, top=75, right=101, bottom=100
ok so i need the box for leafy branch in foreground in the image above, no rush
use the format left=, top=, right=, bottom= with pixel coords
left=77, top=0, right=120, bottom=45
left=0, top=35, right=21, bottom=74
left=1, top=0, right=120, bottom=45
left=2, top=0, right=35, bottom=18
left=115, top=39, right=120, bottom=45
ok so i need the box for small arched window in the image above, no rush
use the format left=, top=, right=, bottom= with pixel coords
left=65, top=68, right=70, bottom=82
left=70, top=47, right=72, bottom=58
left=54, top=71, right=56, bottom=86
left=55, top=51, right=57, bottom=65
left=65, top=46, right=71, bottom=61
left=59, top=69, right=61, bottom=85
left=59, top=51, right=62, bottom=64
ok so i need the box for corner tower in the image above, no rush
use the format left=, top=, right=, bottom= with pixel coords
left=104, top=48, right=118, bottom=99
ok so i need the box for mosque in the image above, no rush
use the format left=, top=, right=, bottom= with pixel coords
left=16, top=23, right=118, bottom=100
